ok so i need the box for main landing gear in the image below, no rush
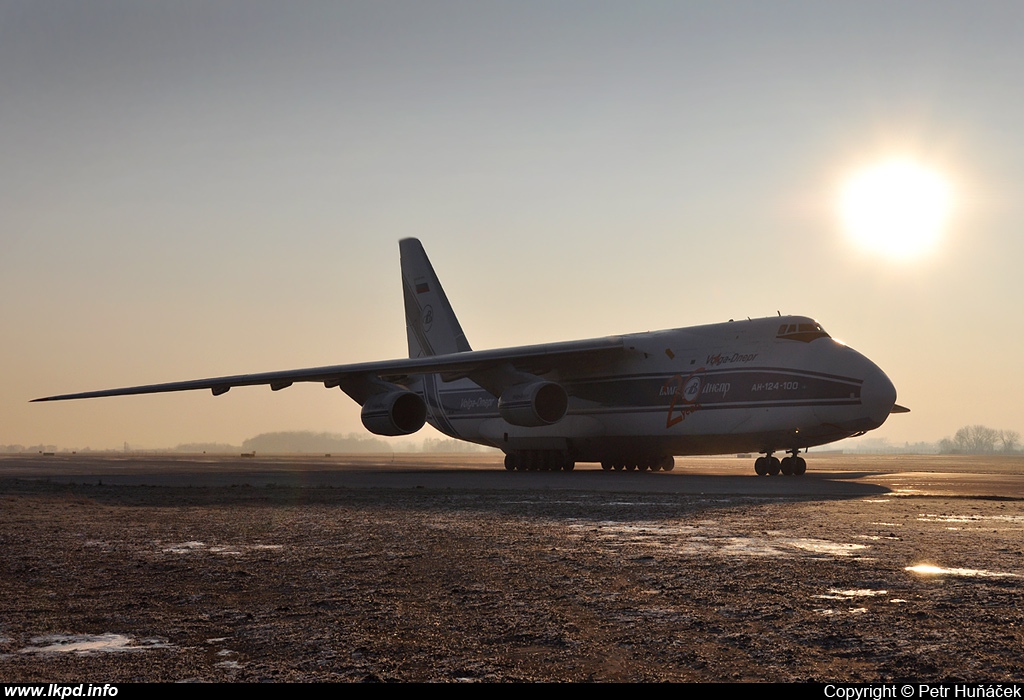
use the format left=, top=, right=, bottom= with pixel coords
left=503, top=451, right=676, bottom=472
left=754, top=450, right=806, bottom=477
left=504, top=450, right=575, bottom=472
left=599, top=455, right=675, bottom=472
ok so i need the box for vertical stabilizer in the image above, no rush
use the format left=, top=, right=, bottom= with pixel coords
left=400, top=238, right=472, bottom=358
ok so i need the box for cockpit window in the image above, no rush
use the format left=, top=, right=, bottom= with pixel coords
left=776, top=322, right=830, bottom=343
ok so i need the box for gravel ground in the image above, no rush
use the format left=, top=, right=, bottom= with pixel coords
left=1, top=457, right=1022, bottom=682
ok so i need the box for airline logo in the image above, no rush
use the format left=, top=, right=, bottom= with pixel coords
left=682, top=375, right=702, bottom=402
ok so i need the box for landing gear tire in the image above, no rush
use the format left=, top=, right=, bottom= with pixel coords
left=767, top=456, right=781, bottom=476
left=523, top=451, right=540, bottom=471
left=793, top=456, right=807, bottom=476
left=780, top=456, right=794, bottom=476
left=601, top=461, right=613, bottom=471
left=659, top=455, right=675, bottom=472
left=504, top=453, right=518, bottom=471
left=754, top=457, right=768, bottom=476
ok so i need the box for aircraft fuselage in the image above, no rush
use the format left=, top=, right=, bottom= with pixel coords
left=414, top=315, right=896, bottom=463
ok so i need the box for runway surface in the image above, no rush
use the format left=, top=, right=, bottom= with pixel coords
left=2, top=452, right=1022, bottom=682
left=3, top=452, right=1022, bottom=498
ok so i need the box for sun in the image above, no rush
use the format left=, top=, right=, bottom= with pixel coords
left=839, top=158, right=952, bottom=259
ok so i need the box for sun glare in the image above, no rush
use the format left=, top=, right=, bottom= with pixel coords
left=839, top=159, right=952, bottom=259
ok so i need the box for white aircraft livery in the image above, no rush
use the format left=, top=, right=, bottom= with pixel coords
left=35, top=238, right=907, bottom=475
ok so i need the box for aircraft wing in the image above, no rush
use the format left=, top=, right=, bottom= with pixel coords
left=32, top=336, right=625, bottom=403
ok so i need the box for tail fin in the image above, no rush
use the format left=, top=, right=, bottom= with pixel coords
left=400, top=238, right=472, bottom=358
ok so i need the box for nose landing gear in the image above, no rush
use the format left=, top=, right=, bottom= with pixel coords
left=754, top=450, right=806, bottom=476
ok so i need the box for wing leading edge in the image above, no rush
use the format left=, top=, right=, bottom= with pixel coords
left=32, top=336, right=625, bottom=404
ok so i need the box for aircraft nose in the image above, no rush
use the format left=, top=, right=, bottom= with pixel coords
left=860, top=363, right=897, bottom=428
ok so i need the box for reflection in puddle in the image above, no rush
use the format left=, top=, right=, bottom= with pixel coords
left=20, top=634, right=171, bottom=654
left=906, top=564, right=1019, bottom=578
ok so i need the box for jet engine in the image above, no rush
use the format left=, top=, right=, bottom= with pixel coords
left=498, top=381, right=568, bottom=427
left=360, top=390, right=427, bottom=436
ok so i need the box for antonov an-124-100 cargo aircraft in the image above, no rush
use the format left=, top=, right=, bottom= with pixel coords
left=35, top=239, right=908, bottom=475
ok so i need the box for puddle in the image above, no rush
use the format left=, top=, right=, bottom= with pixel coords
left=918, top=514, right=1024, bottom=524
left=163, top=541, right=206, bottom=554
left=592, top=523, right=699, bottom=536
left=782, top=538, right=868, bottom=556
left=906, top=564, right=1020, bottom=578
left=215, top=660, right=244, bottom=669
left=815, top=588, right=887, bottom=600
left=20, top=634, right=172, bottom=654
left=717, top=537, right=787, bottom=557
left=573, top=523, right=869, bottom=560
left=815, top=607, right=869, bottom=616
left=163, top=542, right=283, bottom=556
left=504, top=498, right=599, bottom=506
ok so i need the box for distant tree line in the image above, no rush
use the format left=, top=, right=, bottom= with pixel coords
left=0, top=444, right=59, bottom=454
left=241, top=431, right=391, bottom=454
left=939, top=425, right=1021, bottom=454
left=421, top=436, right=494, bottom=453
left=173, top=442, right=240, bottom=453
left=0, top=432, right=498, bottom=454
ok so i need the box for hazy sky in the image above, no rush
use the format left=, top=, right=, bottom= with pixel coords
left=3, top=1, right=1023, bottom=450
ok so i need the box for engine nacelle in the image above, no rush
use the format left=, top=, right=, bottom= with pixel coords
left=498, top=381, right=568, bottom=427
left=360, top=391, right=427, bottom=436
